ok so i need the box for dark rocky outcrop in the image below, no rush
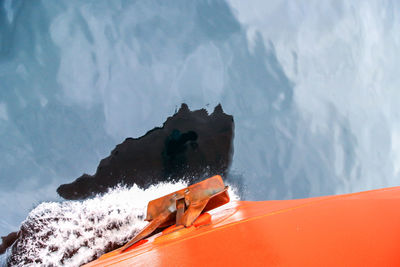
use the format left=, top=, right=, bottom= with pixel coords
left=57, top=103, right=234, bottom=200
left=0, top=231, right=19, bottom=255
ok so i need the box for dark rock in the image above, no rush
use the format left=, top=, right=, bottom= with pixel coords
left=0, top=231, right=19, bottom=255
left=57, top=103, right=234, bottom=200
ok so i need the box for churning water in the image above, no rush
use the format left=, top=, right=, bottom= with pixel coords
left=1, top=1, right=400, bottom=264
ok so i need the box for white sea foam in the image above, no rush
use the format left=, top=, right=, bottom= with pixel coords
left=3, top=0, right=400, bottom=240
left=7, top=181, right=239, bottom=267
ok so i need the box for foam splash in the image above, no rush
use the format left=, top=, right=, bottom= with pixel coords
left=6, top=181, right=239, bottom=266
left=9, top=182, right=185, bottom=266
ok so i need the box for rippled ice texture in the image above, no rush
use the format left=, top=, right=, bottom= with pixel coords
left=1, top=0, right=400, bottom=239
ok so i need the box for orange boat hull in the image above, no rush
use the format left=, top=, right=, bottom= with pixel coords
left=84, top=186, right=400, bottom=266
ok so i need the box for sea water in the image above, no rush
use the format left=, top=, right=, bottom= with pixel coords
left=1, top=1, right=400, bottom=264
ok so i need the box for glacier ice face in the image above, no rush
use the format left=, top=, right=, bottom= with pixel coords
left=1, top=0, right=400, bottom=240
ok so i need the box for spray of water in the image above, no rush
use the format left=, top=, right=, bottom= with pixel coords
left=2, top=0, right=400, bottom=243
left=5, top=181, right=238, bottom=266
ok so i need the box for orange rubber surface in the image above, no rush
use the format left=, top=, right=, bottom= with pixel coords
left=84, top=186, right=400, bottom=266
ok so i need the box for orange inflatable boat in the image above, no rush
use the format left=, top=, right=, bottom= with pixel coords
left=84, top=175, right=400, bottom=266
